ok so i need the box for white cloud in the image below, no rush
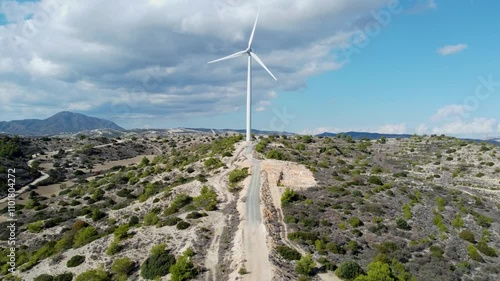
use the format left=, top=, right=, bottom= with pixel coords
left=26, top=55, right=64, bottom=77
left=432, top=118, right=498, bottom=135
left=415, top=124, right=428, bottom=135
left=437, top=44, right=468, bottom=56
left=431, top=104, right=467, bottom=121
left=255, top=106, right=266, bottom=112
left=374, top=123, right=407, bottom=134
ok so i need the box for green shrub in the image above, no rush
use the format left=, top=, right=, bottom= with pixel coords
left=91, top=208, right=106, bottom=221
left=73, top=227, right=98, bottom=248
left=266, top=149, right=286, bottom=160
left=288, top=232, right=318, bottom=242
left=476, top=241, right=498, bottom=257
left=396, top=218, right=411, bottom=230
left=430, top=245, right=444, bottom=258
left=75, top=268, right=111, bottom=281
left=27, top=221, right=44, bottom=233
left=66, top=255, right=85, bottom=268
left=204, top=158, right=223, bottom=169
left=176, top=220, right=191, bottom=230
left=163, top=194, right=193, bottom=216
left=111, top=257, right=135, bottom=278
left=281, top=188, right=299, bottom=206
left=433, top=212, right=447, bottom=233
left=459, top=230, right=476, bottom=243
left=193, top=186, right=218, bottom=211
left=54, top=273, right=73, bottom=281
left=277, top=245, right=301, bottom=260
left=106, top=241, right=123, bottom=256
left=472, top=212, right=493, bottom=227
left=295, top=253, right=316, bottom=276
left=113, top=224, right=130, bottom=241
left=164, top=217, right=182, bottom=226
left=347, top=217, right=363, bottom=228
left=402, top=204, right=412, bottom=219
left=129, top=216, right=140, bottom=227
left=451, top=214, right=464, bottom=228
left=238, top=267, right=249, bottom=275
left=186, top=211, right=207, bottom=219
left=467, top=245, right=483, bottom=262
left=335, top=261, right=363, bottom=280
left=144, top=212, right=159, bottom=226
left=34, top=274, right=54, bottom=281
left=228, top=168, right=249, bottom=183
left=169, top=250, right=198, bottom=281
left=140, top=251, right=176, bottom=279
left=367, top=176, right=383, bottom=186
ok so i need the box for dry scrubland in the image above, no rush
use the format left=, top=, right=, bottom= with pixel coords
left=0, top=133, right=499, bottom=281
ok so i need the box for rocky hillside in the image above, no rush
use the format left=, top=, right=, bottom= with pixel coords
left=256, top=134, right=500, bottom=281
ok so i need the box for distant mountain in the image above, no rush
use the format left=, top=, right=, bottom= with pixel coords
left=0, top=111, right=124, bottom=136
left=317, top=131, right=413, bottom=140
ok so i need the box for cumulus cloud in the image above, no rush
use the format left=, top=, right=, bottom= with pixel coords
left=415, top=124, right=428, bottom=135
left=431, top=104, right=467, bottom=121
left=432, top=118, right=498, bottom=135
left=374, top=123, right=407, bottom=134
left=0, top=0, right=397, bottom=125
left=437, top=44, right=468, bottom=56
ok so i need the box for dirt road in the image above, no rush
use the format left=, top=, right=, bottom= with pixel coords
left=242, top=144, right=273, bottom=281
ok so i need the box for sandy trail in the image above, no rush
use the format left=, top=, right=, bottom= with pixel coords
left=203, top=142, right=246, bottom=281
left=241, top=144, right=273, bottom=281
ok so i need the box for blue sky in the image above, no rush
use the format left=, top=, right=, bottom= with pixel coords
left=0, top=0, right=499, bottom=138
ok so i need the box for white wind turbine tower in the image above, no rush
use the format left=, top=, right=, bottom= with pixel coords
left=208, top=11, right=277, bottom=142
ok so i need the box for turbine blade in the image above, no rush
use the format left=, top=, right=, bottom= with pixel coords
left=250, top=52, right=277, bottom=81
left=248, top=10, right=260, bottom=49
left=208, top=50, right=246, bottom=64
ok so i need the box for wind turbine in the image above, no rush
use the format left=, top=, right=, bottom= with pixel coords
left=208, top=11, right=277, bottom=142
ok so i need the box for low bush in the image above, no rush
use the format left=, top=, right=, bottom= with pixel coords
left=295, top=253, right=316, bottom=276
left=396, top=218, right=411, bottom=230
left=164, top=217, right=182, bottom=226
left=276, top=245, right=301, bottom=261
left=34, top=274, right=54, bottom=281
left=367, top=176, right=383, bottom=186
left=140, top=250, right=176, bottom=279
left=176, top=220, right=191, bottom=230
left=75, top=268, right=111, bottom=281
left=468, top=245, right=483, bottom=262
left=266, top=149, right=286, bottom=160
left=459, top=230, right=476, bottom=243
left=111, top=257, right=135, bottom=278
left=66, top=255, right=85, bottom=268
left=228, top=168, right=249, bottom=183
left=335, top=261, right=363, bottom=280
